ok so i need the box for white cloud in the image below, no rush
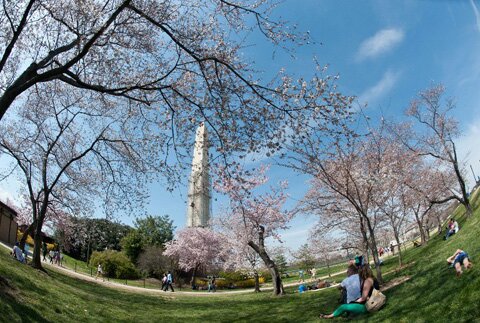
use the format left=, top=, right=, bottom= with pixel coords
left=357, top=28, right=405, bottom=61
left=470, top=0, right=480, bottom=33
left=359, top=70, right=401, bottom=105
left=456, top=118, right=480, bottom=188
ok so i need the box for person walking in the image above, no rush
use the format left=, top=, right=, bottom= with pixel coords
left=96, top=263, right=105, bottom=281
left=49, top=250, right=54, bottom=264
left=42, top=242, right=48, bottom=262
left=161, top=273, right=167, bottom=290
left=164, top=271, right=175, bottom=292
left=208, top=276, right=216, bottom=292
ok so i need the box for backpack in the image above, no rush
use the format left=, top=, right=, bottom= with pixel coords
left=365, top=288, right=387, bottom=312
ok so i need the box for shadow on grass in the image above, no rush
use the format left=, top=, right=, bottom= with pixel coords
left=1, top=291, right=51, bottom=323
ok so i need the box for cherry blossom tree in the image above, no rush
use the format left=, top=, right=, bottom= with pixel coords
left=216, top=166, right=293, bottom=295
left=0, top=0, right=357, bottom=272
left=403, top=85, right=472, bottom=216
left=0, top=81, right=160, bottom=269
left=308, top=233, right=341, bottom=278
left=0, top=0, right=354, bottom=168
left=401, top=164, right=454, bottom=244
left=292, top=243, right=316, bottom=271
left=387, top=122, right=458, bottom=245
left=14, top=198, right=74, bottom=251
left=163, top=227, right=227, bottom=287
left=292, top=122, right=403, bottom=283
left=0, top=1, right=300, bottom=119
left=221, top=236, right=263, bottom=292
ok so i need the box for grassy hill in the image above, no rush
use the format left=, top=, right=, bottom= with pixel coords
left=1, top=189, right=480, bottom=322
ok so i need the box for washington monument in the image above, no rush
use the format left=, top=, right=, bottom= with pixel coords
left=186, top=123, right=211, bottom=227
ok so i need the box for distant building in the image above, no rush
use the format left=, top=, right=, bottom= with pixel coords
left=186, top=123, right=211, bottom=227
left=0, top=201, right=18, bottom=245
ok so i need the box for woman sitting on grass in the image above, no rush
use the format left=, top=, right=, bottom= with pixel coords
left=319, top=265, right=379, bottom=319
left=447, top=249, right=472, bottom=276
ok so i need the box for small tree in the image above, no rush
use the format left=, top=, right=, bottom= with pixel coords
left=273, top=252, right=288, bottom=278
left=121, top=230, right=144, bottom=264
left=163, top=227, right=226, bottom=287
left=293, top=244, right=316, bottom=271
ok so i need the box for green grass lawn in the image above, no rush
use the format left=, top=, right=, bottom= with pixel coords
left=1, top=189, right=480, bottom=322
left=58, top=254, right=164, bottom=290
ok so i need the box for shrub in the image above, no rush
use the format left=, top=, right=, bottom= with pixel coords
left=218, top=271, right=248, bottom=282
left=197, top=271, right=266, bottom=289
left=259, top=270, right=272, bottom=282
left=90, top=250, right=139, bottom=279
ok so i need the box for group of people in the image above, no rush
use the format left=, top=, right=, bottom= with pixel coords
left=161, top=271, right=175, bottom=292
left=47, top=249, right=62, bottom=266
left=300, top=279, right=331, bottom=292
left=12, top=241, right=64, bottom=266
left=207, top=276, right=217, bottom=292
left=378, top=246, right=393, bottom=257
left=298, top=268, right=317, bottom=283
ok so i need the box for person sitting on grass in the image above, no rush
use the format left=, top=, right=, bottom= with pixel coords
left=444, top=219, right=459, bottom=240
left=319, top=265, right=379, bottom=319
left=12, top=242, right=25, bottom=263
left=338, top=265, right=361, bottom=304
left=447, top=249, right=472, bottom=276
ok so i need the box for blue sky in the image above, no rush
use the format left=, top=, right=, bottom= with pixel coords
left=2, top=0, right=480, bottom=252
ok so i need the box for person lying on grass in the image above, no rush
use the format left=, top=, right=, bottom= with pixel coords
left=319, top=264, right=379, bottom=319
left=447, top=249, right=472, bottom=276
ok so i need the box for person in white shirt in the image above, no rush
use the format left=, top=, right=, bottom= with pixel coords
left=339, top=265, right=361, bottom=304
left=96, top=263, right=104, bottom=281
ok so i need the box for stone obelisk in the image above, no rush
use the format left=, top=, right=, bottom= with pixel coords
left=186, top=123, right=211, bottom=227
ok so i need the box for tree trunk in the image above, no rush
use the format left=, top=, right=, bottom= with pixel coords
left=393, top=230, right=403, bottom=267
left=190, top=264, right=199, bottom=288
left=436, top=217, right=442, bottom=236
left=364, top=217, right=383, bottom=284
left=19, top=221, right=36, bottom=250
left=248, top=226, right=284, bottom=296
left=452, top=147, right=472, bottom=217
left=416, top=219, right=427, bottom=245
left=31, top=219, right=44, bottom=269
left=254, top=271, right=261, bottom=293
